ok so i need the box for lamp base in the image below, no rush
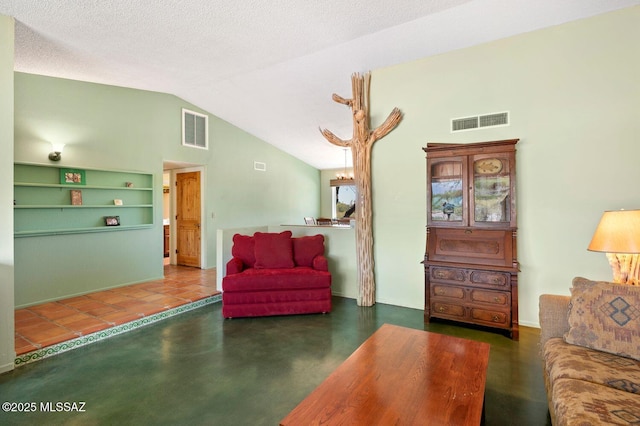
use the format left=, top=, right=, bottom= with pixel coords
left=606, top=252, right=640, bottom=285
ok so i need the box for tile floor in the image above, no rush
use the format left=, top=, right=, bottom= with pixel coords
left=14, top=265, right=219, bottom=356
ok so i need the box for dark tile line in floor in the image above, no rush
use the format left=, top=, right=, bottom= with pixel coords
left=14, top=265, right=219, bottom=355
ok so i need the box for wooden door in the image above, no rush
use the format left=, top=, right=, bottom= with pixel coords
left=176, top=171, right=201, bottom=267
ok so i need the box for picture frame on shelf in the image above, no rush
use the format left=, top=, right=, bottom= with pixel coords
left=104, top=216, right=120, bottom=226
left=114, top=199, right=123, bottom=206
left=70, top=190, right=83, bottom=205
left=60, top=168, right=86, bottom=185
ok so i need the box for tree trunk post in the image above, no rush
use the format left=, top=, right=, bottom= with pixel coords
left=320, top=73, right=402, bottom=306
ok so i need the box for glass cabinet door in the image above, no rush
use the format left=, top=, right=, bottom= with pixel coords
left=470, top=154, right=514, bottom=227
left=428, top=157, right=467, bottom=226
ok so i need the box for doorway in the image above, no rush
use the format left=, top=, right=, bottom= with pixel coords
left=176, top=171, right=201, bottom=267
left=163, top=162, right=206, bottom=269
left=162, top=172, right=171, bottom=266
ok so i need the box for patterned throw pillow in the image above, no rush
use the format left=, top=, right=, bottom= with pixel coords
left=564, top=277, right=640, bottom=361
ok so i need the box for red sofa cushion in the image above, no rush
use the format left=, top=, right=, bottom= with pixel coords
left=254, top=231, right=294, bottom=269
left=226, top=257, right=244, bottom=275
left=232, top=234, right=255, bottom=269
left=223, top=287, right=330, bottom=304
left=313, top=255, right=328, bottom=272
left=223, top=267, right=331, bottom=292
left=292, top=234, right=325, bottom=267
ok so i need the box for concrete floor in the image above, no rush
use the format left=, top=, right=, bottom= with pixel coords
left=0, top=297, right=551, bottom=425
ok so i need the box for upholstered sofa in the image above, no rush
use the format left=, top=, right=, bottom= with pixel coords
left=222, top=231, right=332, bottom=318
left=539, top=277, right=640, bottom=425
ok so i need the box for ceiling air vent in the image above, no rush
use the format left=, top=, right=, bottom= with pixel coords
left=451, top=111, right=509, bottom=133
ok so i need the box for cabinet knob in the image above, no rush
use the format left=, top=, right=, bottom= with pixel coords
left=438, top=306, right=446, bottom=313
left=492, top=315, right=500, bottom=322
left=438, top=290, right=445, bottom=295
left=494, top=297, right=501, bottom=303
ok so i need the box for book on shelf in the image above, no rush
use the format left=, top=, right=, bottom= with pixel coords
left=71, top=190, right=83, bottom=205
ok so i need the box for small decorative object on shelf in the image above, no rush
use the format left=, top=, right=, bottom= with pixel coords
left=104, top=216, right=120, bottom=226
left=71, top=190, right=83, bottom=206
left=60, top=168, right=86, bottom=185
left=125, top=182, right=133, bottom=188
left=113, top=199, right=123, bottom=206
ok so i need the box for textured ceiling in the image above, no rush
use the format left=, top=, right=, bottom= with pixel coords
left=2, top=0, right=639, bottom=169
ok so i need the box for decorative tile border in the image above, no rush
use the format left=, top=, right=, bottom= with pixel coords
left=15, top=294, right=222, bottom=366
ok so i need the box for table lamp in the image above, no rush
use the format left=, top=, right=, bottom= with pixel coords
left=587, top=209, right=640, bottom=285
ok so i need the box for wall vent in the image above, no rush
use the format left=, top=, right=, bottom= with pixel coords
left=451, top=111, right=509, bottom=132
left=182, top=108, right=209, bottom=149
left=254, top=161, right=267, bottom=172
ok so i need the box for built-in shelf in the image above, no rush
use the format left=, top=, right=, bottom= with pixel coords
left=14, top=205, right=153, bottom=209
left=14, top=224, right=154, bottom=238
left=14, top=182, right=153, bottom=190
left=14, top=162, right=154, bottom=237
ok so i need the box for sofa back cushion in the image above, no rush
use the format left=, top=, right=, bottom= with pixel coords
left=232, top=234, right=255, bottom=269
left=564, top=277, right=640, bottom=361
left=254, top=231, right=295, bottom=269
left=293, top=234, right=325, bottom=267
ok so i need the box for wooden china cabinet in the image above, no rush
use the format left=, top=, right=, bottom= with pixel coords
left=423, top=139, right=519, bottom=340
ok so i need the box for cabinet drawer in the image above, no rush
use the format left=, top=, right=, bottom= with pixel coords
left=429, top=266, right=511, bottom=290
left=432, top=284, right=465, bottom=300
left=469, top=289, right=509, bottom=306
left=470, top=307, right=510, bottom=327
left=431, top=267, right=466, bottom=283
left=469, top=270, right=509, bottom=288
left=431, top=302, right=465, bottom=319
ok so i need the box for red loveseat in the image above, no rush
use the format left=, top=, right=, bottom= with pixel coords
left=222, top=231, right=332, bottom=318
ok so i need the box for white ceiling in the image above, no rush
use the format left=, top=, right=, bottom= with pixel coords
left=2, top=0, right=639, bottom=169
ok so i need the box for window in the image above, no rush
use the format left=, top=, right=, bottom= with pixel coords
left=332, top=185, right=356, bottom=219
left=182, top=108, right=208, bottom=149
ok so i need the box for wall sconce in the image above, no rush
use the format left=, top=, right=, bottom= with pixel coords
left=588, top=209, right=640, bottom=285
left=48, top=143, right=65, bottom=161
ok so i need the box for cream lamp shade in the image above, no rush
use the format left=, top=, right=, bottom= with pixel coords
left=588, top=209, right=640, bottom=285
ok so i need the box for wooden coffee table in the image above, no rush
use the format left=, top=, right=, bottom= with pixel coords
left=280, top=323, right=490, bottom=426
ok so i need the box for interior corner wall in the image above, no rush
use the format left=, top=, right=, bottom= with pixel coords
left=0, top=14, right=15, bottom=372
left=368, top=6, right=640, bottom=327
left=13, top=73, right=320, bottom=307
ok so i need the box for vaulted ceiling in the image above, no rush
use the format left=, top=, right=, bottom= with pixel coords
left=2, top=0, right=638, bottom=169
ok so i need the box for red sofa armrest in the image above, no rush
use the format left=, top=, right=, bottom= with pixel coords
left=226, top=257, right=245, bottom=275
left=312, top=255, right=329, bottom=271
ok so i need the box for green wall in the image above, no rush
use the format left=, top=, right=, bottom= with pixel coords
left=8, top=6, right=640, bottom=338
left=366, top=6, right=640, bottom=326
left=13, top=73, right=320, bottom=307
left=0, top=15, right=15, bottom=372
